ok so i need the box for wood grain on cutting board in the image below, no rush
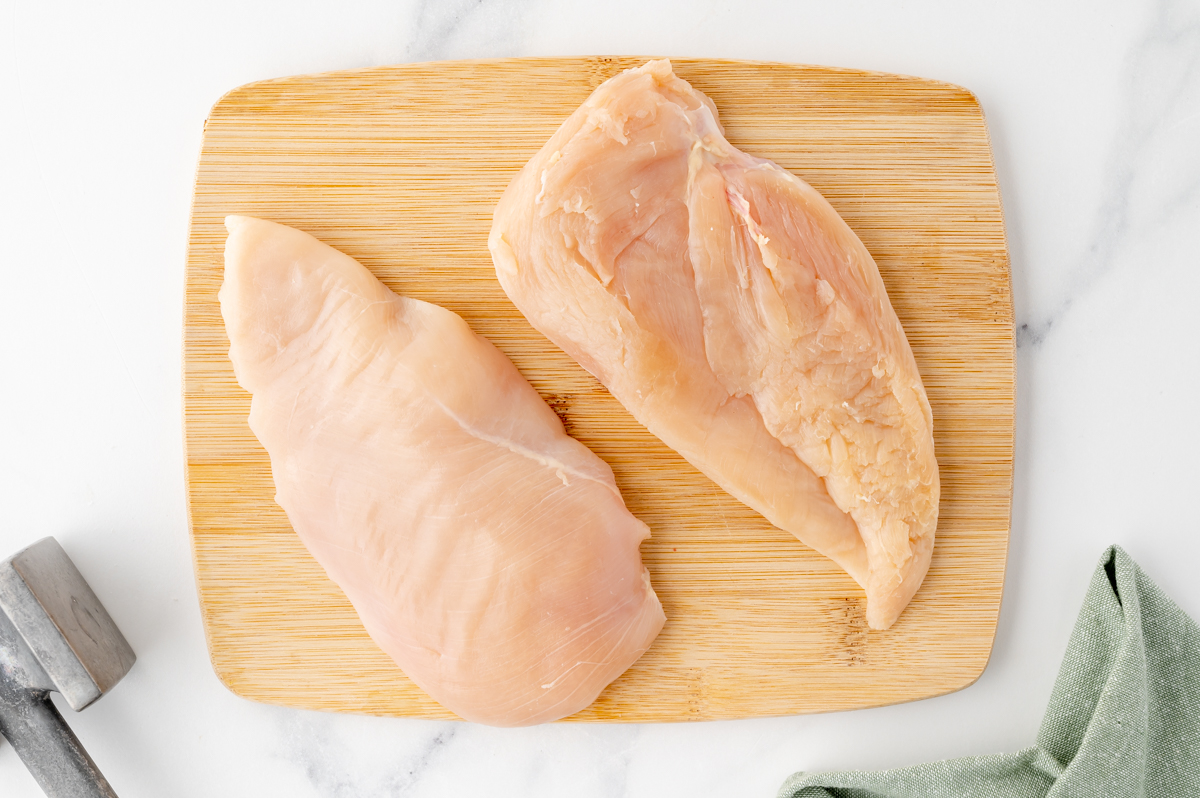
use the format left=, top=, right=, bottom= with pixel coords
left=183, top=57, right=1013, bottom=722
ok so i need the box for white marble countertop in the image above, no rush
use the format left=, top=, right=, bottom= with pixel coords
left=2, top=1, right=1198, bottom=795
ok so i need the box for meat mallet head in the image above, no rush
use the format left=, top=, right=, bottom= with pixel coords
left=0, top=537, right=135, bottom=796
left=0, top=537, right=135, bottom=710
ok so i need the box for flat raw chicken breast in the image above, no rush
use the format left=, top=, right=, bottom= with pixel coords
left=219, top=215, right=664, bottom=726
left=489, top=60, right=939, bottom=630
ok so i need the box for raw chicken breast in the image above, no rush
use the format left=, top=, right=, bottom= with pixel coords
left=219, top=215, right=664, bottom=726
left=489, top=60, right=939, bottom=630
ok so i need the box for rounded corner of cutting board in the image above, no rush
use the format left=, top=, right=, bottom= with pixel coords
left=202, top=80, right=268, bottom=129
left=184, top=57, right=1013, bottom=723
left=206, top=656, right=261, bottom=705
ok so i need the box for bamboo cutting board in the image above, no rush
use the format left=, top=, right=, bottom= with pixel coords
left=184, top=57, right=1013, bottom=722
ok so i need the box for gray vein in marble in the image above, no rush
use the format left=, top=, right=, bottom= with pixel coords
left=1017, top=0, right=1200, bottom=348
left=278, top=712, right=458, bottom=797
left=396, top=727, right=459, bottom=791
left=404, top=0, right=527, bottom=62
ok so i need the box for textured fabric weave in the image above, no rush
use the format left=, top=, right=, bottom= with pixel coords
left=779, top=546, right=1200, bottom=798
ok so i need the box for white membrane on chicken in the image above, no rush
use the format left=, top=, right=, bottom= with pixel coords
left=489, top=61, right=939, bottom=629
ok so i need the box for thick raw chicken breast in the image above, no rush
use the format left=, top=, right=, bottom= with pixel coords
left=489, top=60, right=939, bottom=630
left=219, top=216, right=664, bottom=726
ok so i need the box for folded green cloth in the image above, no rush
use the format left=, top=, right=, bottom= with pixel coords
left=779, top=546, right=1200, bottom=798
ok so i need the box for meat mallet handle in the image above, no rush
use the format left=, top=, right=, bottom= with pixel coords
left=0, top=682, right=118, bottom=798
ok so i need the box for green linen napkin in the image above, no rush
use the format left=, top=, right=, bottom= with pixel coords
left=779, top=546, right=1200, bottom=797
